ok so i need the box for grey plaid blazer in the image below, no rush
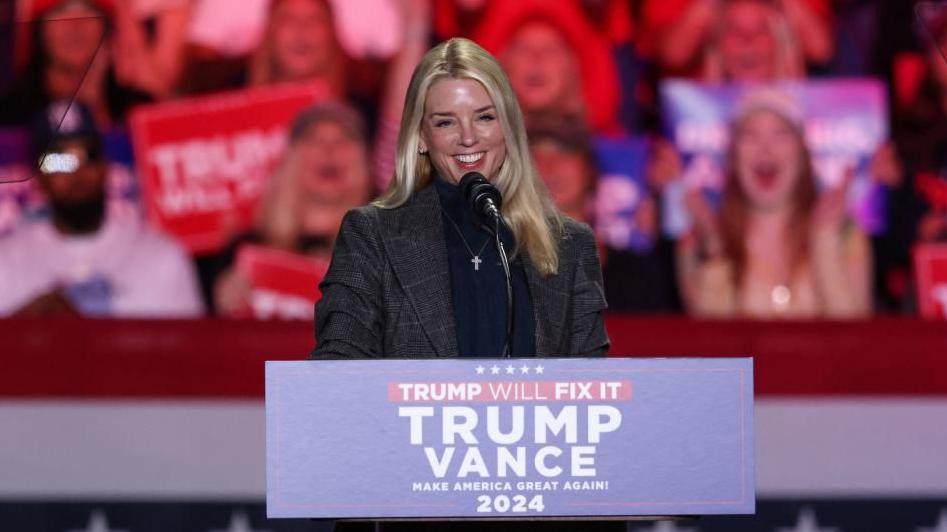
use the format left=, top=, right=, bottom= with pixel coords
left=311, top=183, right=609, bottom=358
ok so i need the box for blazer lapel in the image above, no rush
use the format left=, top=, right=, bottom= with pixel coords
left=522, top=254, right=568, bottom=356
left=378, top=185, right=458, bottom=357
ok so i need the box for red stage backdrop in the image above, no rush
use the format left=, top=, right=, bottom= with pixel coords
left=1, top=317, right=946, bottom=532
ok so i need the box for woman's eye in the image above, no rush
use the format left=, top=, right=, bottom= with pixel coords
left=435, top=120, right=453, bottom=128
left=478, top=114, right=495, bottom=122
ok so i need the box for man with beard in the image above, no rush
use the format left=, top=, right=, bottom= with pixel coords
left=0, top=101, right=203, bottom=317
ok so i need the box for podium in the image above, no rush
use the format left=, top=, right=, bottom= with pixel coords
left=265, top=357, right=754, bottom=521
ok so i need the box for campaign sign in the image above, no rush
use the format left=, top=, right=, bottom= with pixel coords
left=235, top=244, right=329, bottom=321
left=266, top=357, right=754, bottom=519
left=914, top=244, right=947, bottom=319
left=593, top=135, right=653, bottom=252
left=129, top=82, right=329, bottom=254
left=660, top=79, right=888, bottom=237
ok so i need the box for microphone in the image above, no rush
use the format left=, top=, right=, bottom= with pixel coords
left=458, top=171, right=513, bottom=357
left=459, top=172, right=503, bottom=232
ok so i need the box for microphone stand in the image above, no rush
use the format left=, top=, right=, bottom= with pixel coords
left=491, top=215, right=514, bottom=358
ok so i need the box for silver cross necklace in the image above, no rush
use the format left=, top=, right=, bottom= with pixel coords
left=442, top=212, right=490, bottom=271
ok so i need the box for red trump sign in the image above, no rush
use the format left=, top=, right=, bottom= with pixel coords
left=130, top=82, right=330, bottom=254
left=235, top=244, right=329, bottom=321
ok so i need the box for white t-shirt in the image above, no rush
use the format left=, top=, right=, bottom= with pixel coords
left=0, top=217, right=204, bottom=317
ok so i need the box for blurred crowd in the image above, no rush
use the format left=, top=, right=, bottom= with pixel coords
left=0, top=0, right=945, bottom=321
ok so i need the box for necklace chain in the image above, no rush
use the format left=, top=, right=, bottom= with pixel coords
left=441, top=211, right=490, bottom=271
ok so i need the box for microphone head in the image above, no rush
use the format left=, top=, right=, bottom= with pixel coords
left=459, top=172, right=502, bottom=214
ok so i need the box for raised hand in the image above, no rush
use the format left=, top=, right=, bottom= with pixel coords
left=811, top=167, right=854, bottom=242
left=684, top=188, right=723, bottom=259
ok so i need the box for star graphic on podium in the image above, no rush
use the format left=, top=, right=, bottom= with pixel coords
left=475, top=365, right=485, bottom=375
left=505, top=364, right=516, bottom=374
left=534, top=365, right=544, bottom=374
left=632, top=520, right=699, bottom=532
left=208, top=510, right=272, bottom=532
left=775, top=508, right=840, bottom=532
left=519, top=364, right=530, bottom=374
left=67, top=510, right=128, bottom=532
left=490, top=364, right=500, bottom=375
left=917, top=508, right=947, bottom=532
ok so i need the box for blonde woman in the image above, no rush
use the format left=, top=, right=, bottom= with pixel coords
left=312, top=38, right=609, bottom=358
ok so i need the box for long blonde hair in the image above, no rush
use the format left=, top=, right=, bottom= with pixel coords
left=374, top=38, right=563, bottom=276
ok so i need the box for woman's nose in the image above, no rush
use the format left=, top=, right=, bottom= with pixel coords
left=459, top=121, right=476, bottom=146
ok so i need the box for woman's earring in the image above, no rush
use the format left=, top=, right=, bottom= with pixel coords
left=418, top=147, right=428, bottom=155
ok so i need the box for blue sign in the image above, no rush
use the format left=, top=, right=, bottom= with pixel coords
left=660, top=79, right=889, bottom=236
left=266, top=357, right=755, bottom=519
left=593, top=135, right=653, bottom=252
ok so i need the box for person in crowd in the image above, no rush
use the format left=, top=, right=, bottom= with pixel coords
left=312, top=38, right=611, bottom=366
left=182, top=0, right=351, bottom=95
left=0, top=101, right=203, bottom=317
left=436, top=0, right=642, bottom=131
left=185, top=0, right=428, bottom=306
left=109, top=0, right=191, bottom=99
left=526, top=113, right=597, bottom=224
left=646, top=0, right=899, bottom=313
left=644, top=0, right=833, bottom=78
left=434, top=0, right=634, bottom=44
left=212, top=102, right=373, bottom=317
left=473, top=0, right=622, bottom=133
left=703, top=0, right=809, bottom=81
left=229, top=0, right=430, bottom=192
left=247, top=0, right=344, bottom=89
left=676, top=92, right=872, bottom=318
left=527, top=111, right=683, bottom=312
left=1, top=0, right=152, bottom=127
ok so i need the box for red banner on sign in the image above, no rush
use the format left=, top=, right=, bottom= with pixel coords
left=235, top=244, right=329, bottom=321
left=129, top=82, right=330, bottom=254
left=913, top=243, right=947, bottom=319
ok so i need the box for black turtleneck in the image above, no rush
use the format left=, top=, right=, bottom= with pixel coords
left=434, top=176, right=536, bottom=357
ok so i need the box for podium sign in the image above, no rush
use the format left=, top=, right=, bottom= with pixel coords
left=266, top=357, right=754, bottom=519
